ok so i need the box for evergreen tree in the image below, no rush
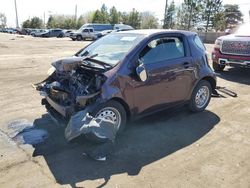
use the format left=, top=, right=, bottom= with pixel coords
left=202, top=0, right=223, bottom=32
left=213, top=12, right=226, bottom=31
left=100, top=4, right=109, bottom=23
left=22, top=19, right=31, bottom=28
left=224, top=4, right=243, bottom=28
left=109, top=6, right=119, bottom=25
left=127, top=9, right=141, bottom=29
left=163, top=0, right=169, bottom=28
left=29, top=17, right=43, bottom=28
left=176, top=0, right=203, bottom=30
left=92, top=10, right=103, bottom=23
left=163, top=1, right=175, bottom=29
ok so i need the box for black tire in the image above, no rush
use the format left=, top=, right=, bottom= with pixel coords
left=189, top=80, right=212, bottom=112
left=76, top=35, right=82, bottom=41
left=57, top=34, right=63, bottom=38
left=213, top=61, right=225, bottom=72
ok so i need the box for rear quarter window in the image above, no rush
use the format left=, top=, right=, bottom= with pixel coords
left=194, top=35, right=206, bottom=51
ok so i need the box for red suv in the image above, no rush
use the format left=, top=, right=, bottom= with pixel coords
left=212, top=23, right=250, bottom=72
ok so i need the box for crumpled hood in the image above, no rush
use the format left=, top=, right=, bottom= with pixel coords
left=52, top=56, right=85, bottom=72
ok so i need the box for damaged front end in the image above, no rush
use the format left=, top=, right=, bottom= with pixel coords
left=34, top=56, right=111, bottom=129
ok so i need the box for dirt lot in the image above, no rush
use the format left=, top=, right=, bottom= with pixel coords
left=0, top=33, right=249, bottom=188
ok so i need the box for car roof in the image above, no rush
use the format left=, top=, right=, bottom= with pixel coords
left=118, top=29, right=196, bottom=37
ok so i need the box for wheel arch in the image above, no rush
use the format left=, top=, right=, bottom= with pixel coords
left=109, top=97, right=131, bottom=119
left=201, top=76, right=216, bottom=91
left=189, top=76, right=216, bottom=99
left=76, top=35, right=83, bottom=39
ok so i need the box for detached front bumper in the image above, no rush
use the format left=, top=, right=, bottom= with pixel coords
left=212, top=48, right=250, bottom=68
left=40, top=89, right=100, bottom=123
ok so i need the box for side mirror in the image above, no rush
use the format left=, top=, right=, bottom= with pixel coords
left=136, top=62, right=148, bottom=82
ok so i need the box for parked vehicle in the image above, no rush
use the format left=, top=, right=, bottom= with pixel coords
left=35, top=29, right=216, bottom=137
left=36, top=29, right=64, bottom=38
left=70, top=23, right=133, bottom=41
left=5, top=28, right=17, bottom=34
left=30, top=29, right=47, bottom=37
left=113, top=24, right=134, bottom=31
left=70, top=27, right=98, bottom=41
left=212, top=23, right=250, bottom=71
left=63, top=30, right=73, bottom=37
left=79, top=23, right=113, bottom=32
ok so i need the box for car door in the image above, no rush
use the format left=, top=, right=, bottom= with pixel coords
left=54, top=30, right=60, bottom=37
left=82, top=29, right=89, bottom=38
left=131, top=35, right=196, bottom=115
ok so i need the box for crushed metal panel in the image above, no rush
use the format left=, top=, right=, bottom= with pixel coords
left=65, top=109, right=117, bottom=142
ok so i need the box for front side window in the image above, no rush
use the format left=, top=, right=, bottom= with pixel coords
left=139, top=37, right=185, bottom=64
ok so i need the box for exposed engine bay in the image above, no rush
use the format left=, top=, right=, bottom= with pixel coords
left=34, top=57, right=109, bottom=117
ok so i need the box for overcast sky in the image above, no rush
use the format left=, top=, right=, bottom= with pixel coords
left=1, top=0, right=249, bottom=27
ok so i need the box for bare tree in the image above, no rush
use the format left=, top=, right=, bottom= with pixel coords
left=0, top=13, right=7, bottom=28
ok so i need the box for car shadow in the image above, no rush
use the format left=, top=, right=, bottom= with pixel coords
left=216, top=67, right=250, bottom=85
left=32, top=107, right=220, bottom=187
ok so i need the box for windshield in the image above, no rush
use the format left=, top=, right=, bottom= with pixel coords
left=78, top=24, right=88, bottom=32
left=235, top=23, right=250, bottom=36
left=76, top=33, right=145, bottom=66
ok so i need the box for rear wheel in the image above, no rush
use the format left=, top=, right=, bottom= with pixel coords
left=189, top=80, right=212, bottom=112
left=213, top=61, right=225, bottom=72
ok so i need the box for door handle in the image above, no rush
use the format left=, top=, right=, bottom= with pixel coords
left=183, top=62, right=190, bottom=69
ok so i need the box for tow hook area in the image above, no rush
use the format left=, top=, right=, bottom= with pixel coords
left=212, top=86, right=237, bottom=98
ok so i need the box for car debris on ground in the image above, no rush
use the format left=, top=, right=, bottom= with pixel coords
left=65, top=111, right=117, bottom=161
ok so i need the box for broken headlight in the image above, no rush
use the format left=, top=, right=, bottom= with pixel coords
left=47, top=66, right=56, bottom=76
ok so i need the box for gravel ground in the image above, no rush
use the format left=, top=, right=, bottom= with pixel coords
left=0, top=33, right=249, bottom=188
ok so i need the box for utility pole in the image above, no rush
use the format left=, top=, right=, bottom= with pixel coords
left=75, top=4, right=77, bottom=22
left=44, top=12, right=46, bottom=28
left=14, top=0, right=19, bottom=28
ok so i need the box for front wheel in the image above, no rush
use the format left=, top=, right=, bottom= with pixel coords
left=57, top=34, right=63, bottom=38
left=189, top=80, right=212, bottom=112
left=213, top=61, right=225, bottom=72
left=86, top=100, right=127, bottom=143
left=91, top=100, right=127, bottom=134
left=76, top=35, right=82, bottom=41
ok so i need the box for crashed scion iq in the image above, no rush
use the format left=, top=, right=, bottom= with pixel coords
left=35, top=30, right=216, bottom=138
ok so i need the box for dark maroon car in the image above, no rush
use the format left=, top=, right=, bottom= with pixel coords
left=35, top=29, right=216, bottom=136
left=212, top=23, right=250, bottom=71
